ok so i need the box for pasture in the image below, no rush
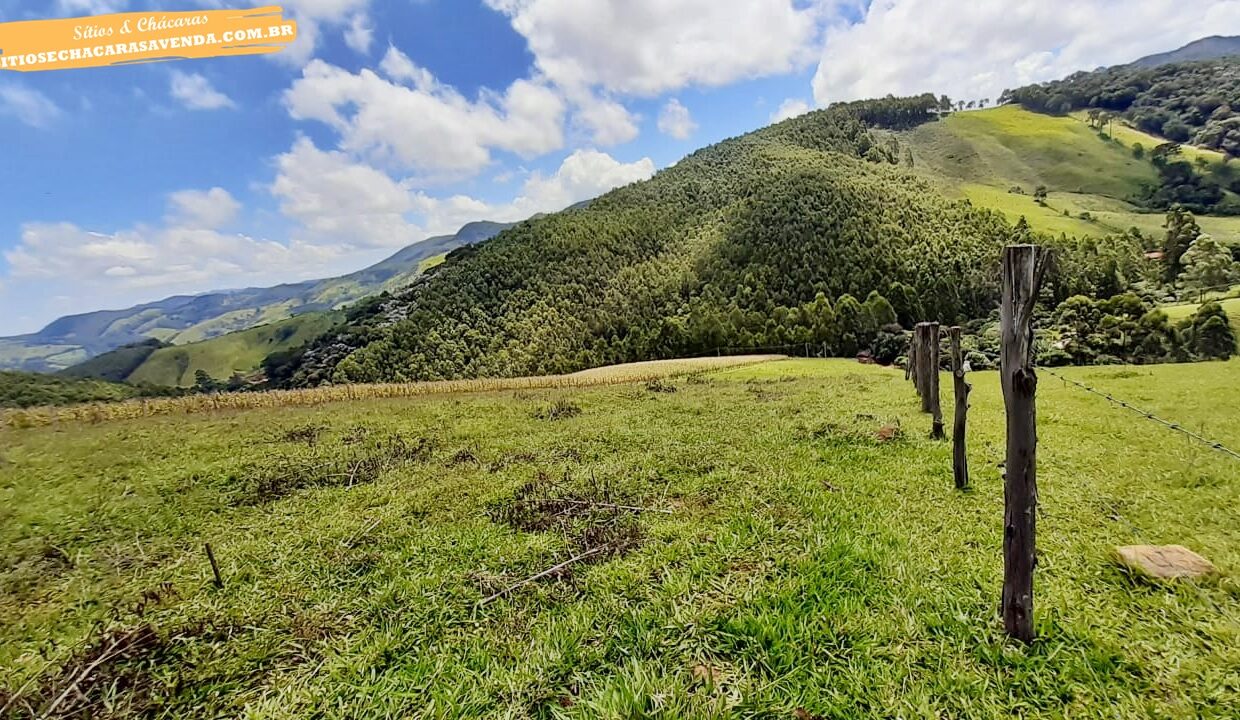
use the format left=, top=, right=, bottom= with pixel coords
left=1, top=358, right=1237, bottom=718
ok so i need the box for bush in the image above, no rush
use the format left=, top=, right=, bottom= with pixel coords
left=1191, top=302, right=1236, bottom=359
left=871, top=324, right=908, bottom=365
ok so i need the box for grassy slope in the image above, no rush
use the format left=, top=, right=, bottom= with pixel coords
left=128, top=312, right=341, bottom=386
left=1, top=359, right=1236, bottom=717
left=1080, top=112, right=1230, bottom=168
left=903, top=106, right=1240, bottom=240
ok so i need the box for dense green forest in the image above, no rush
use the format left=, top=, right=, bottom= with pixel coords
left=271, top=100, right=1149, bottom=387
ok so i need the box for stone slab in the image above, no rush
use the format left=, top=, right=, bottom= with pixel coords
left=1114, top=544, right=1217, bottom=580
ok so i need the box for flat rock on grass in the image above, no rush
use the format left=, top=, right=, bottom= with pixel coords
left=1114, top=544, right=1217, bottom=580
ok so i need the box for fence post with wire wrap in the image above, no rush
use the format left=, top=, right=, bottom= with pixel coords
left=999, top=243, right=1048, bottom=643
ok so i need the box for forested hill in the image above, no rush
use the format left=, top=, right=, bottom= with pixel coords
left=1000, top=56, right=1240, bottom=157
left=1129, top=35, right=1240, bottom=68
left=280, top=97, right=1135, bottom=386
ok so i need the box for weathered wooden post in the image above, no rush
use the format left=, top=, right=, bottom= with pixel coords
left=914, top=323, right=932, bottom=410
left=904, top=330, right=914, bottom=383
left=999, top=244, right=1048, bottom=643
left=948, top=326, right=970, bottom=489
left=928, top=322, right=945, bottom=440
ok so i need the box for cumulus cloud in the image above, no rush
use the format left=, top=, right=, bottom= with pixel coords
left=811, top=0, right=1240, bottom=105
left=272, top=136, right=654, bottom=242
left=167, top=188, right=241, bottom=229
left=485, top=0, right=820, bottom=97
left=657, top=99, right=697, bottom=139
left=169, top=71, right=235, bottom=111
left=570, top=90, right=640, bottom=146
left=284, top=54, right=565, bottom=177
left=271, top=136, right=423, bottom=249
left=409, top=149, right=653, bottom=236
left=0, top=83, right=62, bottom=128
left=771, top=98, right=811, bottom=123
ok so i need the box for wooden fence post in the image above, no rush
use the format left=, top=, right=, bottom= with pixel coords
left=1000, top=244, right=1048, bottom=643
left=914, top=323, right=931, bottom=409
left=904, top=330, right=914, bottom=383
left=928, top=322, right=945, bottom=440
left=949, top=326, right=970, bottom=489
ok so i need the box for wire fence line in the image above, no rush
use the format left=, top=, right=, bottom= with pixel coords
left=1037, top=366, right=1240, bottom=462
left=690, top=337, right=1240, bottom=464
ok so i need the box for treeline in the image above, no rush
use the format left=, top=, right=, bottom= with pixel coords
left=270, top=99, right=1154, bottom=387
left=1001, top=57, right=1240, bottom=156
left=0, top=371, right=182, bottom=409
left=1039, top=294, right=1235, bottom=366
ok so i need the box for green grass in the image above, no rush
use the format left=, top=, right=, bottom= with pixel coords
left=128, top=312, right=341, bottom=386
left=416, top=251, right=449, bottom=275
left=902, top=106, right=1240, bottom=241
left=908, top=106, right=1157, bottom=200
left=2, top=359, right=1237, bottom=717
left=1081, top=113, right=1230, bottom=169
left=960, top=184, right=1104, bottom=236
left=1162, top=296, right=1240, bottom=333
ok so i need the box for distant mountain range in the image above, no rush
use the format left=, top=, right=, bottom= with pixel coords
left=0, top=221, right=512, bottom=372
left=1129, top=35, right=1240, bottom=68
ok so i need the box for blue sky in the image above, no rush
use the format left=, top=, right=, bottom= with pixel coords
left=0, top=0, right=1235, bottom=335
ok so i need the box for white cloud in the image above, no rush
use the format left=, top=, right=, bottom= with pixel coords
left=378, top=45, right=436, bottom=89
left=571, top=90, right=640, bottom=145
left=485, top=0, right=820, bottom=97
left=0, top=83, right=62, bottom=128
left=284, top=56, right=565, bottom=177
left=0, top=142, right=655, bottom=334
left=271, top=136, right=423, bottom=249
left=1, top=220, right=332, bottom=331
left=657, top=99, right=697, bottom=140
left=812, top=0, right=1240, bottom=106
left=343, top=13, right=374, bottom=54
left=169, top=71, right=235, bottom=111
left=413, top=149, right=656, bottom=234
left=167, top=188, right=241, bottom=229
left=269, top=0, right=371, bottom=66
left=771, top=98, right=811, bottom=123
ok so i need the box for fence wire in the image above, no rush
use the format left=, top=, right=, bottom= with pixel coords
left=1038, top=366, right=1240, bottom=463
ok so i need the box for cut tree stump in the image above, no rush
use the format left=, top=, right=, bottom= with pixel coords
left=1114, top=545, right=1217, bottom=580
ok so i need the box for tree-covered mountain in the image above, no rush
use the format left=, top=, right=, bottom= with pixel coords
left=1129, top=35, right=1240, bottom=68
left=278, top=98, right=1140, bottom=387
left=0, top=221, right=511, bottom=372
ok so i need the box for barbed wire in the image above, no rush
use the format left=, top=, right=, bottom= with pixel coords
left=677, top=337, right=1240, bottom=463
left=1037, top=366, right=1240, bottom=462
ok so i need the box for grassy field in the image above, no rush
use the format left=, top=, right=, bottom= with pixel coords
left=2, top=356, right=784, bottom=428
left=127, top=312, right=342, bottom=387
left=903, top=106, right=1240, bottom=242
left=1, top=358, right=1236, bottom=718
left=1162, top=295, right=1240, bottom=333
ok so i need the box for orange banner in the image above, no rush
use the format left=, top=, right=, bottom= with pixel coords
left=0, top=5, right=297, bottom=72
